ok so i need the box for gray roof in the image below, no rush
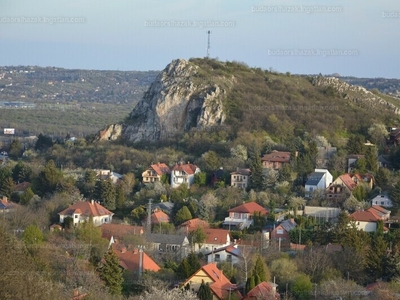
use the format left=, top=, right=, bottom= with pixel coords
left=153, top=202, right=174, bottom=212
left=145, top=233, right=188, bottom=245
left=280, top=219, right=297, bottom=232
left=305, top=172, right=325, bottom=186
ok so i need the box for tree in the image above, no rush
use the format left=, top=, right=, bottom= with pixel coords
left=365, top=146, right=378, bottom=173
left=367, top=233, right=388, bottom=281
left=21, top=224, right=43, bottom=245
left=95, top=178, right=116, bottom=210
left=252, top=255, right=270, bottom=282
left=248, top=141, right=264, bottom=191
left=9, top=139, right=22, bottom=159
left=391, top=181, right=400, bottom=206
left=12, top=161, right=32, bottom=183
left=131, top=206, right=147, bottom=224
left=1, top=177, right=15, bottom=199
left=189, top=227, right=207, bottom=249
left=34, top=159, right=63, bottom=196
left=139, top=286, right=198, bottom=300
left=354, top=157, right=367, bottom=174
left=177, top=258, right=191, bottom=279
left=202, top=151, right=221, bottom=171
left=175, top=206, right=193, bottom=225
left=19, top=187, right=35, bottom=205
left=278, top=163, right=291, bottom=183
left=346, top=135, right=366, bottom=155
left=375, top=167, right=390, bottom=188
left=246, top=275, right=255, bottom=293
left=115, top=184, right=125, bottom=209
left=291, top=273, right=312, bottom=300
left=352, top=184, right=368, bottom=201
left=98, top=248, right=124, bottom=295
left=197, top=280, right=213, bottom=300
left=368, top=123, right=388, bottom=146
left=187, top=252, right=201, bottom=276
left=35, top=133, right=53, bottom=151
left=194, top=172, right=207, bottom=186
left=230, top=144, right=248, bottom=161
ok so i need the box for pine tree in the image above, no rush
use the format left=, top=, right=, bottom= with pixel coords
left=367, top=233, right=388, bottom=280
left=35, top=159, right=63, bottom=196
left=115, top=184, right=125, bottom=209
left=177, top=258, right=191, bottom=279
left=248, top=141, right=264, bottom=191
left=175, top=206, right=193, bottom=225
left=252, top=255, right=270, bottom=282
left=98, top=248, right=124, bottom=295
left=187, top=252, right=201, bottom=276
left=19, top=187, right=35, bottom=205
left=197, top=280, right=213, bottom=300
left=1, top=177, right=15, bottom=199
left=365, top=146, right=378, bottom=173
left=96, top=178, right=116, bottom=210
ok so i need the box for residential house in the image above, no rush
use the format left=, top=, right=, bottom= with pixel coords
left=145, top=233, right=189, bottom=258
left=326, top=173, right=374, bottom=203
left=261, top=150, right=291, bottom=170
left=242, top=281, right=280, bottom=300
left=142, top=163, right=170, bottom=184
left=182, top=263, right=241, bottom=300
left=223, top=202, right=268, bottom=230
left=230, top=168, right=251, bottom=189
left=371, top=194, right=393, bottom=208
left=178, top=218, right=210, bottom=234
left=304, top=168, right=333, bottom=198
left=153, top=201, right=174, bottom=215
left=0, top=196, right=16, bottom=213
left=346, top=155, right=365, bottom=173
left=111, top=241, right=160, bottom=278
left=387, top=127, right=400, bottom=146
left=101, top=223, right=144, bottom=240
left=205, top=244, right=242, bottom=264
left=350, top=205, right=390, bottom=232
left=13, top=181, right=31, bottom=195
left=95, top=169, right=122, bottom=184
left=211, top=167, right=226, bottom=187
left=171, top=162, right=200, bottom=188
left=270, top=218, right=296, bottom=242
left=198, top=228, right=233, bottom=253
left=150, top=209, right=170, bottom=225
left=316, top=146, right=337, bottom=168
left=58, top=200, right=114, bottom=226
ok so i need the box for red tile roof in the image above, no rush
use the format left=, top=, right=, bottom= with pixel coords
left=149, top=163, right=170, bottom=175
left=101, top=223, right=144, bottom=240
left=13, top=181, right=31, bottom=193
left=172, top=163, right=199, bottom=175
left=58, top=200, right=114, bottom=217
left=350, top=211, right=381, bottom=222
left=179, top=218, right=210, bottom=231
left=204, top=228, right=231, bottom=245
left=186, top=263, right=237, bottom=300
left=261, top=150, right=291, bottom=163
left=112, top=243, right=160, bottom=273
left=243, top=281, right=280, bottom=300
left=151, top=210, right=170, bottom=224
left=228, top=202, right=268, bottom=215
left=0, top=197, right=14, bottom=209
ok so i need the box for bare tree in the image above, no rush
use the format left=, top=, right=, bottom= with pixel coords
left=136, top=287, right=198, bottom=300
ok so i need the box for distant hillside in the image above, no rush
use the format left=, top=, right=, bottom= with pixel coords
left=340, top=76, right=400, bottom=98
left=98, top=58, right=400, bottom=145
left=0, top=66, right=158, bottom=136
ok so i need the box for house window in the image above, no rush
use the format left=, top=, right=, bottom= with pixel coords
left=227, top=255, right=232, bottom=262
left=74, top=215, right=78, bottom=218
left=381, top=201, right=385, bottom=205
left=215, top=254, right=220, bottom=262
left=277, top=229, right=283, bottom=235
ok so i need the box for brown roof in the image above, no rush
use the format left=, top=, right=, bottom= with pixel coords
left=112, top=243, right=160, bottom=273
left=14, top=181, right=31, bottom=193
left=151, top=210, right=170, bottom=224
left=228, top=202, right=268, bottom=215
left=185, top=263, right=238, bottom=300
left=58, top=200, right=114, bottom=217
left=243, top=281, right=279, bottom=300
left=149, top=163, right=170, bottom=175
left=172, top=163, right=199, bottom=175
left=179, top=218, right=210, bottom=231
left=261, top=150, right=291, bottom=163
left=101, top=223, right=144, bottom=240
left=204, top=228, right=231, bottom=245
left=350, top=210, right=381, bottom=222
left=230, top=168, right=251, bottom=176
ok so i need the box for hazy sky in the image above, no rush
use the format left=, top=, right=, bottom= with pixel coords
left=1, top=0, right=399, bottom=78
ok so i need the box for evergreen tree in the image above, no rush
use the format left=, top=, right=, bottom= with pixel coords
left=0, top=177, right=14, bottom=199
left=19, top=187, right=35, bottom=205
left=246, top=276, right=255, bottom=293
left=346, top=135, right=366, bottom=155
left=98, top=248, right=124, bottom=295
left=177, top=258, right=191, bottom=279
left=35, top=159, right=63, bottom=196
left=278, top=163, right=291, bottom=183
left=248, top=141, right=264, bottom=191
left=95, top=178, right=116, bottom=210
left=252, top=254, right=270, bottom=282
left=391, top=182, right=400, bottom=206
left=8, top=139, right=22, bottom=159
left=375, top=167, right=390, bottom=188
left=367, top=233, right=388, bottom=281
left=35, top=133, right=53, bottom=151
left=12, top=161, right=32, bottom=183
left=354, top=157, right=367, bottom=174
left=194, top=172, right=207, bottom=186
left=21, top=224, right=43, bottom=245
left=115, top=184, right=125, bottom=209
left=197, top=281, right=213, bottom=300
left=365, top=146, right=378, bottom=173
left=187, top=252, right=201, bottom=276
left=175, top=206, right=193, bottom=225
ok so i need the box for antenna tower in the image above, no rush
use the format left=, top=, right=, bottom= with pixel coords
left=206, top=30, right=212, bottom=58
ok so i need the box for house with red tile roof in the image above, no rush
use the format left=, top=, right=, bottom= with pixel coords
left=223, top=202, right=268, bottom=230
left=178, top=218, right=210, bottom=233
left=205, top=244, right=243, bottom=264
left=350, top=205, right=390, bottom=232
left=58, top=200, right=114, bottom=226
left=261, top=150, right=291, bottom=170
left=0, top=196, right=16, bottom=212
left=142, top=163, right=170, bottom=184
left=182, top=263, right=241, bottom=300
left=243, top=281, right=280, bottom=300
left=111, top=241, right=160, bottom=278
left=101, top=223, right=144, bottom=240
left=197, top=228, right=233, bottom=253
left=171, top=162, right=200, bottom=188
left=231, top=168, right=251, bottom=189
left=150, top=209, right=170, bottom=225
left=326, top=173, right=374, bottom=203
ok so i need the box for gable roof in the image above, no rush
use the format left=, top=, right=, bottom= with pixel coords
left=205, top=244, right=243, bottom=258
left=151, top=210, right=170, bottom=224
left=279, top=218, right=297, bottom=232
left=243, top=281, right=279, bottom=300
left=228, top=202, right=268, bottom=215
left=172, top=163, right=199, bottom=175
left=204, top=228, right=231, bottom=244
left=350, top=210, right=380, bottom=222
left=369, top=205, right=390, bottom=215
left=305, top=172, right=325, bottom=186
left=145, top=233, right=188, bottom=245
left=231, top=168, right=251, bottom=176
left=58, top=200, right=114, bottom=217
left=13, top=181, right=31, bottom=193
left=179, top=218, right=210, bottom=231
left=149, top=163, right=170, bottom=175
left=101, top=223, right=143, bottom=240
left=261, top=150, right=291, bottom=163
left=185, top=263, right=236, bottom=300
left=112, top=243, right=160, bottom=273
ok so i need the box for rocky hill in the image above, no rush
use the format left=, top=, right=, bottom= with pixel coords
left=97, top=58, right=400, bottom=143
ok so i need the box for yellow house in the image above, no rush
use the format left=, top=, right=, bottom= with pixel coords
left=142, top=163, right=170, bottom=184
left=182, top=263, right=241, bottom=300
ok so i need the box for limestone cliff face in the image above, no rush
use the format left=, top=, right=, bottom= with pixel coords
left=312, top=76, right=400, bottom=114
left=119, top=59, right=227, bottom=142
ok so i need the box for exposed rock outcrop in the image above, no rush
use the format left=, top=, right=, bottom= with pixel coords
left=312, top=76, right=400, bottom=114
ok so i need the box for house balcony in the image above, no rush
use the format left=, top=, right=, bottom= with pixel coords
left=223, top=217, right=253, bottom=230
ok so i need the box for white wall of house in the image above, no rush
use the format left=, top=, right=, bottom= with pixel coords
left=59, top=214, right=112, bottom=226
left=171, top=169, right=199, bottom=188
left=371, top=195, right=393, bottom=208
left=355, top=221, right=377, bottom=232
left=206, top=250, right=240, bottom=264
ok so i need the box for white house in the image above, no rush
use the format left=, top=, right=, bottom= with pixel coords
left=223, top=202, right=268, bottom=230
left=205, top=244, right=242, bottom=264
left=305, top=168, right=333, bottom=198
left=230, top=168, right=251, bottom=189
left=196, top=228, right=232, bottom=253
left=171, top=162, right=200, bottom=188
left=350, top=206, right=390, bottom=232
left=58, top=200, right=114, bottom=226
left=371, top=194, right=393, bottom=208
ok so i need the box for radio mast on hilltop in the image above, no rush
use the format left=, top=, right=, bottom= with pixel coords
left=206, top=30, right=211, bottom=58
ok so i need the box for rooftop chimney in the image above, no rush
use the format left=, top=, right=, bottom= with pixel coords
left=91, top=199, right=94, bottom=205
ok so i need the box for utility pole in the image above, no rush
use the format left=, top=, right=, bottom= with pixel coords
left=146, top=198, right=152, bottom=233
left=206, top=30, right=212, bottom=58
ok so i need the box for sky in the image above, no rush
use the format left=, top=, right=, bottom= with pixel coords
left=0, top=0, right=399, bottom=78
